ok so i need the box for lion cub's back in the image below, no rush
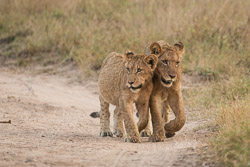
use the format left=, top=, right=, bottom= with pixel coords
left=98, top=52, right=126, bottom=105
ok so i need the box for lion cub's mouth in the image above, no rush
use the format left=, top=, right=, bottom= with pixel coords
left=161, top=76, right=173, bottom=87
left=130, top=84, right=142, bottom=90
left=130, top=84, right=142, bottom=92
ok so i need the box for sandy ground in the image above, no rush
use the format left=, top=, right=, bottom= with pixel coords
left=0, top=68, right=211, bottom=167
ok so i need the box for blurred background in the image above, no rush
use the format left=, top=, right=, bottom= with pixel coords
left=0, top=0, right=249, bottom=166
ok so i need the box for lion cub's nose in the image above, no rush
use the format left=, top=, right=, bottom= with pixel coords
left=128, top=81, right=135, bottom=85
left=169, top=74, right=176, bottom=79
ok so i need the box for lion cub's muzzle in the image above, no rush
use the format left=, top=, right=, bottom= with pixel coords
left=161, top=76, right=174, bottom=87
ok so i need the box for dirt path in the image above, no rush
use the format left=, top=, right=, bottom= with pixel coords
left=0, top=68, right=209, bottom=167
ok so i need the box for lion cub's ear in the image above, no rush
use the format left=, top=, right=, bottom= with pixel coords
left=124, top=49, right=134, bottom=60
left=144, top=54, right=158, bottom=71
left=174, top=42, right=185, bottom=56
left=149, top=42, right=162, bottom=56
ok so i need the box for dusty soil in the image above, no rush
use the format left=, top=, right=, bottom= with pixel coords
left=0, top=68, right=212, bottom=167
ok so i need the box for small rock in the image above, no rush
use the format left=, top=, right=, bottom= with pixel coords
left=25, top=158, right=34, bottom=163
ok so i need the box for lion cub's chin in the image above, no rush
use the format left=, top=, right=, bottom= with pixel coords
left=130, top=88, right=141, bottom=93
left=162, top=82, right=172, bottom=88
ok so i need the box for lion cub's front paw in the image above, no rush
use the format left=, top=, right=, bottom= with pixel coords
left=100, top=130, right=113, bottom=137
left=149, top=135, right=165, bottom=142
left=140, top=129, right=151, bottom=137
left=124, top=136, right=142, bottom=143
left=113, top=129, right=124, bottom=138
left=148, top=131, right=165, bottom=142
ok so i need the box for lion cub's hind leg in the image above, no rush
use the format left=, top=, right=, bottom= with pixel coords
left=113, top=106, right=125, bottom=138
left=99, top=96, right=113, bottom=137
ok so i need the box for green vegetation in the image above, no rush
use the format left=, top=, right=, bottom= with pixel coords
left=0, top=0, right=249, bottom=166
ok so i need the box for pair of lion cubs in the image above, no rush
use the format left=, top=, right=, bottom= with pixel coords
left=97, top=40, right=185, bottom=143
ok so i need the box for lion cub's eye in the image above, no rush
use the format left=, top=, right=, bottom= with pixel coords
left=126, top=67, right=130, bottom=73
left=176, top=61, right=180, bottom=67
left=136, top=68, right=142, bottom=73
left=161, top=60, right=168, bottom=65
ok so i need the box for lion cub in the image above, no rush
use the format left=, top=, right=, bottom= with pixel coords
left=144, top=40, right=186, bottom=142
left=98, top=50, right=158, bottom=143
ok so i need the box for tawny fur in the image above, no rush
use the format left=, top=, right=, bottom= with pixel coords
left=98, top=51, right=158, bottom=143
left=144, top=40, right=186, bottom=142
left=141, top=100, right=171, bottom=138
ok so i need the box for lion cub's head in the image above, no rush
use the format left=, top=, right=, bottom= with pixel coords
left=123, top=50, right=158, bottom=93
left=149, top=41, right=185, bottom=87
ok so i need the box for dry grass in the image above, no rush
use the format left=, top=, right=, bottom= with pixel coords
left=0, top=0, right=250, bottom=166
left=0, top=0, right=249, bottom=75
left=214, top=97, right=250, bottom=167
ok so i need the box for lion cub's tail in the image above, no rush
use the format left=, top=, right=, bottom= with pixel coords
left=90, top=112, right=100, bottom=118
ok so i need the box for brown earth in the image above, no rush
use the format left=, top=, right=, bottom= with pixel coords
left=0, top=67, right=213, bottom=167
